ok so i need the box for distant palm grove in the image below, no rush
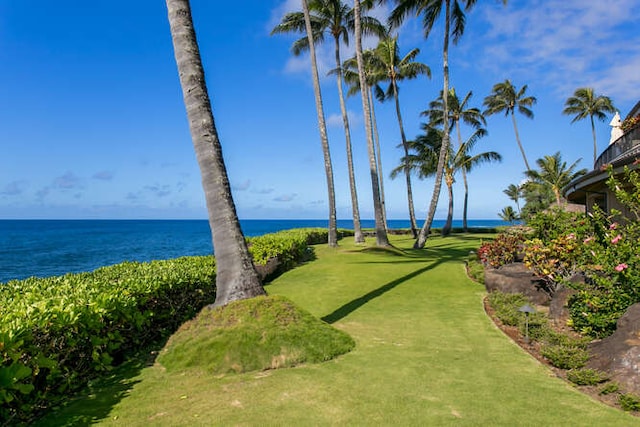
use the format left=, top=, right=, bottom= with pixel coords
left=271, top=0, right=615, bottom=249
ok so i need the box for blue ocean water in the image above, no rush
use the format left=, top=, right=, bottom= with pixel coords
left=0, top=219, right=506, bottom=283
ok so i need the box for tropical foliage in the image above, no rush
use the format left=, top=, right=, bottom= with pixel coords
left=524, top=151, right=587, bottom=205
left=563, top=87, right=616, bottom=165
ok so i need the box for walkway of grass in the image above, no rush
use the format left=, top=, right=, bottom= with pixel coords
left=37, top=234, right=638, bottom=426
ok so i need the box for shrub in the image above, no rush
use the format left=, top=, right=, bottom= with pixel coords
left=567, top=368, right=609, bottom=386
left=541, top=344, right=589, bottom=370
left=477, top=231, right=528, bottom=268
left=599, top=382, right=620, bottom=395
left=465, top=251, right=485, bottom=284
left=487, top=292, right=530, bottom=326
left=619, top=393, right=640, bottom=412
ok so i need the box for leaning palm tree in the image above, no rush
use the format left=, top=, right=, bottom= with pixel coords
left=165, top=0, right=265, bottom=306
left=563, top=87, right=616, bottom=166
left=483, top=79, right=536, bottom=171
left=393, top=125, right=501, bottom=236
left=524, top=152, right=587, bottom=205
left=389, top=0, right=505, bottom=248
left=368, top=34, right=430, bottom=237
left=423, top=88, right=485, bottom=230
left=271, top=1, right=384, bottom=244
left=503, top=183, right=522, bottom=217
left=353, top=0, right=389, bottom=246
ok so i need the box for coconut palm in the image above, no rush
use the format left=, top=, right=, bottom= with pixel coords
left=368, top=35, right=430, bottom=237
left=271, top=1, right=384, bottom=244
left=389, top=0, right=505, bottom=248
left=483, top=79, right=536, bottom=171
left=353, top=0, right=390, bottom=246
left=563, top=87, right=616, bottom=166
left=423, top=88, right=485, bottom=230
left=524, top=152, right=587, bottom=205
left=498, top=206, right=518, bottom=224
left=393, top=125, right=501, bottom=236
left=165, top=0, right=265, bottom=306
left=503, top=183, right=522, bottom=216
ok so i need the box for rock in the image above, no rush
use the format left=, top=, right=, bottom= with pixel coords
left=548, top=286, right=577, bottom=324
left=484, top=262, right=551, bottom=305
left=588, top=303, right=640, bottom=394
left=253, top=257, right=281, bottom=281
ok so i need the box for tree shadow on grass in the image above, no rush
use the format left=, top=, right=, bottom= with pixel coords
left=33, top=347, right=161, bottom=427
left=321, top=262, right=441, bottom=324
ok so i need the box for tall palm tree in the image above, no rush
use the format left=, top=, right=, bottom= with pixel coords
left=272, top=1, right=384, bottom=244
left=483, top=79, right=536, bottom=172
left=389, top=0, right=505, bottom=248
left=563, top=87, right=616, bottom=166
left=354, top=0, right=390, bottom=246
left=498, top=206, right=518, bottom=224
left=299, top=0, right=339, bottom=247
left=423, top=88, right=485, bottom=230
left=341, top=51, right=389, bottom=230
left=393, top=125, right=501, bottom=236
left=503, top=183, right=522, bottom=216
left=165, top=0, right=265, bottom=307
left=524, top=152, right=587, bottom=205
left=368, top=35, right=430, bottom=237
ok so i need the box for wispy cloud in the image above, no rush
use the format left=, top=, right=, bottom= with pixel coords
left=477, top=0, right=640, bottom=102
left=1, top=180, right=27, bottom=196
left=273, top=193, right=297, bottom=202
left=252, top=187, right=274, bottom=194
left=326, top=110, right=361, bottom=128
left=232, top=180, right=251, bottom=191
left=144, top=184, right=171, bottom=198
left=53, top=171, right=82, bottom=190
left=92, top=170, right=114, bottom=181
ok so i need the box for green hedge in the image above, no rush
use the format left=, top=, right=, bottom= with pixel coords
left=0, top=227, right=333, bottom=424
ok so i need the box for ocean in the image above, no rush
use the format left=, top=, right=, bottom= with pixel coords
left=0, top=219, right=506, bottom=283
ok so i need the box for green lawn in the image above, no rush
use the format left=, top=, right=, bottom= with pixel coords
left=36, top=234, right=639, bottom=426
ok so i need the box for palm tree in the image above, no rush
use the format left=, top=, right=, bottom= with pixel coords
left=563, top=87, right=616, bottom=166
left=389, top=0, right=505, bottom=248
left=367, top=35, right=430, bottom=237
left=393, top=125, right=501, bottom=236
left=165, top=0, right=265, bottom=306
left=498, top=206, right=518, bottom=224
left=353, top=0, right=389, bottom=246
left=423, top=88, right=485, bottom=230
left=503, top=183, right=522, bottom=217
left=483, top=79, right=536, bottom=171
left=524, top=152, right=587, bottom=205
left=271, top=1, right=384, bottom=244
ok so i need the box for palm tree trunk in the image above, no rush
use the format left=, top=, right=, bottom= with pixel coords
left=456, top=120, right=468, bottom=231
left=511, top=111, right=531, bottom=171
left=415, top=0, right=451, bottom=249
left=354, top=0, right=389, bottom=247
left=370, top=87, right=388, bottom=231
left=392, top=81, right=418, bottom=238
left=442, top=177, right=454, bottom=236
left=590, top=114, right=597, bottom=167
left=303, top=0, right=338, bottom=247
left=334, top=37, right=364, bottom=243
left=166, top=0, right=264, bottom=307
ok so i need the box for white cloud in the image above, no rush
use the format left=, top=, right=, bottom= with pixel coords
left=326, top=110, right=361, bottom=128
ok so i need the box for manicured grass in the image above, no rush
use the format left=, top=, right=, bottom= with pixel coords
left=35, top=234, right=638, bottom=426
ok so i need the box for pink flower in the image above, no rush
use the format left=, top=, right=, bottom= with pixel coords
left=583, top=237, right=594, bottom=244
left=609, top=222, right=618, bottom=230
left=567, top=233, right=576, bottom=240
left=615, top=263, right=628, bottom=272
left=611, top=234, right=622, bottom=244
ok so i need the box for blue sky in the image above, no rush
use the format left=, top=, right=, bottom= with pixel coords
left=1, top=0, right=639, bottom=220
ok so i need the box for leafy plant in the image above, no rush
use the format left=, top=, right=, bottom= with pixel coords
left=477, top=231, right=527, bottom=268
left=599, top=382, right=620, bottom=395
left=541, top=344, right=589, bottom=370
left=567, top=368, right=609, bottom=386
left=619, top=393, right=640, bottom=412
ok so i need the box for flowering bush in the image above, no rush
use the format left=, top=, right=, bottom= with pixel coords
left=477, top=231, right=528, bottom=268
left=621, top=114, right=640, bottom=133
left=523, top=166, right=640, bottom=338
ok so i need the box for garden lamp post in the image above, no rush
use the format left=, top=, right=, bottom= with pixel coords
left=519, top=304, right=535, bottom=344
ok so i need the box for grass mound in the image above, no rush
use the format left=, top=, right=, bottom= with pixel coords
left=157, top=295, right=355, bottom=375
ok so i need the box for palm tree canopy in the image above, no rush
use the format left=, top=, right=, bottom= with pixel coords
left=368, top=35, right=431, bottom=102
left=503, top=183, right=521, bottom=203
left=271, top=0, right=385, bottom=56
left=562, top=87, right=616, bottom=123
left=389, top=0, right=480, bottom=43
left=499, top=206, right=518, bottom=223
left=483, top=79, right=536, bottom=118
left=524, top=152, right=587, bottom=201
left=423, top=87, right=486, bottom=130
